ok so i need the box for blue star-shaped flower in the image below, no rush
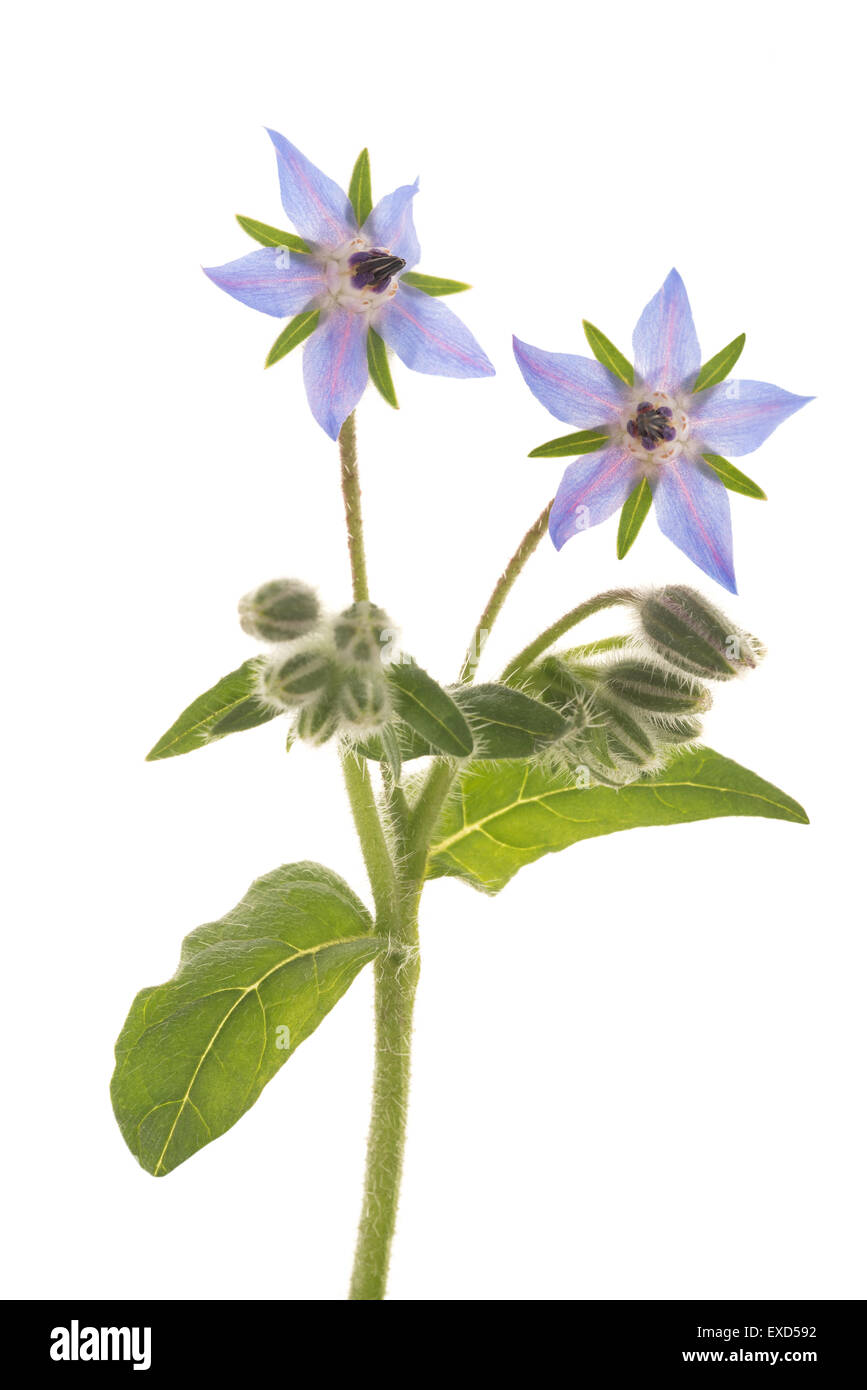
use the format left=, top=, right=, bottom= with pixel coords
left=514, top=269, right=812, bottom=593
left=205, top=131, right=494, bottom=439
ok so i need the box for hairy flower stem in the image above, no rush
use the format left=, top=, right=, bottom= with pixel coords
left=339, top=413, right=369, bottom=603
left=457, top=500, right=554, bottom=683
left=501, top=588, right=638, bottom=681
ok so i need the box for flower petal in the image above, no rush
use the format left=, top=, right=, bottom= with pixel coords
left=689, top=379, right=813, bottom=456
left=203, top=248, right=325, bottom=318
left=376, top=284, right=494, bottom=378
left=302, top=309, right=369, bottom=439
left=632, top=268, right=701, bottom=392
left=549, top=447, right=638, bottom=550
left=362, top=182, right=421, bottom=268
left=266, top=129, right=355, bottom=247
left=513, top=337, right=627, bottom=428
left=652, top=453, right=737, bottom=593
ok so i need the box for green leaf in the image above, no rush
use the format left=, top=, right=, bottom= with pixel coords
left=528, top=428, right=609, bottom=459
left=235, top=215, right=309, bottom=254
left=348, top=148, right=373, bottom=226
left=583, top=320, right=634, bottom=386
left=367, top=327, right=399, bottom=408
left=146, top=660, right=278, bottom=761
left=265, top=310, right=320, bottom=367
left=111, top=863, right=383, bottom=1176
left=693, top=334, right=746, bottom=392
left=453, top=684, right=568, bottom=758
left=387, top=661, right=474, bottom=758
left=427, top=747, right=808, bottom=894
left=617, top=477, right=653, bottom=559
left=702, top=452, right=767, bottom=500
left=359, top=684, right=568, bottom=763
left=400, top=271, right=472, bottom=297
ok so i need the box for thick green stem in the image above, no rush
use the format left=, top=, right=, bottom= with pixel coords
left=501, top=587, right=637, bottom=680
left=348, top=908, right=419, bottom=1301
left=339, top=413, right=369, bottom=603
left=457, top=500, right=553, bottom=683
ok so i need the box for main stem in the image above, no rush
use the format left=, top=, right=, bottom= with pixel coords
left=345, top=470, right=572, bottom=1299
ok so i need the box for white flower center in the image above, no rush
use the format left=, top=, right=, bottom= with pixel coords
left=620, top=390, right=690, bottom=466
left=320, top=238, right=405, bottom=314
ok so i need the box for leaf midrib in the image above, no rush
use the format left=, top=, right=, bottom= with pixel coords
left=142, top=933, right=379, bottom=1174
left=431, top=767, right=808, bottom=857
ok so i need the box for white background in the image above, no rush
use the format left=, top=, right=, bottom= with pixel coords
left=3, top=0, right=864, bottom=1301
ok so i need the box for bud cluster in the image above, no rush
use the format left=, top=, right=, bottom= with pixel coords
left=523, top=586, right=764, bottom=787
left=240, top=580, right=397, bottom=747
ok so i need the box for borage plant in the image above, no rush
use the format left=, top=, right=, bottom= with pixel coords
left=111, top=135, right=810, bottom=1301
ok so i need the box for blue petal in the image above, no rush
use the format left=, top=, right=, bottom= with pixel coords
left=266, top=129, right=355, bottom=247
left=302, top=309, right=369, bottom=439
left=549, top=448, right=637, bottom=550
left=689, top=379, right=813, bottom=456
left=203, top=247, right=325, bottom=317
left=652, top=453, right=737, bottom=593
left=632, top=269, right=701, bottom=393
left=513, top=337, right=627, bottom=427
left=362, top=182, right=421, bottom=269
left=375, top=284, right=494, bottom=378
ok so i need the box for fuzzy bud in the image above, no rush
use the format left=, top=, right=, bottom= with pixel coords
left=337, top=668, right=391, bottom=730
left=600, top=658, right=712, bottom=716
left=260, top=644, right=334, bottom=710
left=332, top=601, right=396, bottom=667
left=295, top=685, right=342, bottom=746
left=637, top=586, right=763, bottom=680
left=239, top=579, right=321, bottom=644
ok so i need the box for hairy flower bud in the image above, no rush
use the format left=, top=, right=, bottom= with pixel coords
left=295, top=685, right=342, bottom=746
left=332, top=601, right=396, bottom=667
left=337, top=667, right=390, bottom=730
left=239, top=579, right=321, bottom=643
left=600, top=658, right=712, bottom=716
left=260, top=644, right=334, bottom=710
left=643, top=714, right=703, bottom=746
left=636, top=586, right=763, bottom=680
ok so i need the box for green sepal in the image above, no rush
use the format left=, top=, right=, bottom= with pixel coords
left=265, top=310, right=320, bottom=368
left=357, top=684, right=567, bottom=763
left=528, top=428, right=609, bottom=459
left=400, top=271, right=471, bottom=297
left=583, top=320, right=634, bottom=386
left=367, top=328, right=399, bottom=408
left=617, top=477, right=653, bottom=558
left=427, top=748, right=808, bottom=895
left=111, top=862, right=384, bottom=1175
left=386, top=662, right=474, bottom=758
left=235, top=215, right=309, bottom=254
left=348, top=148, right=373, bottom=227
left=702, top=452, right=767, bottom=500
left=146, top=660, right=278, bottom=761
left=692, top=334, right=746, bottom=393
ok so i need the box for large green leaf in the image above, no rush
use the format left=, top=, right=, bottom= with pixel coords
left=387, top=662, right=474, bottom=758
left=400, top=271, right=471, bottom=297
left=111, top=863, right=383, bottom=1176
left=427, top=748, right=807, bottom=894
left=146, top=660, right=279, bottom=761
left=348, top=148, right=373, bottom=226
left=235, top=215, right=310, bottom=254
left=693, top=334, right=745, bottom=392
